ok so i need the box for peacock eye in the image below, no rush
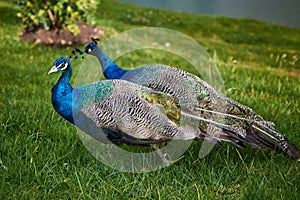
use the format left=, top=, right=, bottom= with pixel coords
left=57, top=62, right=68, bottom=70
left=61, top=62, right=68, bottom=70
left=88, top=48, right=92, bottom=53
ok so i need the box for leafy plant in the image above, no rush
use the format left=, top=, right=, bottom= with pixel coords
left=15, top=0, right=99, bottom=34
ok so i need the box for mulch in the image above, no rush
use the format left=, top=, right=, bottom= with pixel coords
left=19, top=22, right=104, bottom=48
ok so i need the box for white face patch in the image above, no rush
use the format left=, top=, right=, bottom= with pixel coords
left=59, top=62, right=68, bottom=71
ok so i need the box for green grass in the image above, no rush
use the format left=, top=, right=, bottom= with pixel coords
left=1, top=0, right=300, bottom=199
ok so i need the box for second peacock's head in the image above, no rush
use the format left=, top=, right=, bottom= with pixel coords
left=84, top=37, right=99, bottom=54
left=48, top=57, right=71, bottom=74
left=84, top=42, right=97, bottom=54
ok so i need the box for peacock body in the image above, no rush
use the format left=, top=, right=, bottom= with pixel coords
left=49, top=57, right=202, bottom=148
left=81, top=41, right=300, bottom=159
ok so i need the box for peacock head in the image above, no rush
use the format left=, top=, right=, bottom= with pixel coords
left=85, top=42, right=97, bottom=54
left=84, top=37, right=99, bottom=54
left=48, top=57, right=71, bottom=74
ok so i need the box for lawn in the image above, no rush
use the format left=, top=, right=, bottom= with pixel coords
left=0, top=0, right=300, bottom=199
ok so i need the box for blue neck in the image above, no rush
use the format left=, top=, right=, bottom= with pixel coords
left=51, top=69, right=74, bottom=124
left=92, top=47, right=128, bottom=79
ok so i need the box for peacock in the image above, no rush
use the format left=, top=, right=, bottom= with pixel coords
left=77, top=38, right=300, bottom=160
left=49, top=57, right=224, bottom=163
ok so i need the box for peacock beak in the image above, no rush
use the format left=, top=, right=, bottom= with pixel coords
left=48, top=65, right=59, bottom=74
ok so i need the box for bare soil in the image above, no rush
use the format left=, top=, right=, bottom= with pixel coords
left=19, top=22, right=104, bottom=48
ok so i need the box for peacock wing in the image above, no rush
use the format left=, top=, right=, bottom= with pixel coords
left=75, top=80, right=185, bottom=142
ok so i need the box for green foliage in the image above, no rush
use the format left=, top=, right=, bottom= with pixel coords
left=14, top=0, right=99, bottom=34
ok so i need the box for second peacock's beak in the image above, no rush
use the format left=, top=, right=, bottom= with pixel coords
left=48, top=66, right=59, bottom=74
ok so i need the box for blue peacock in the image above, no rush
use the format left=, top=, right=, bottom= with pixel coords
left=49, top=57, right=221, bottom=162
left=76, top=38, right=300, bottom=159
